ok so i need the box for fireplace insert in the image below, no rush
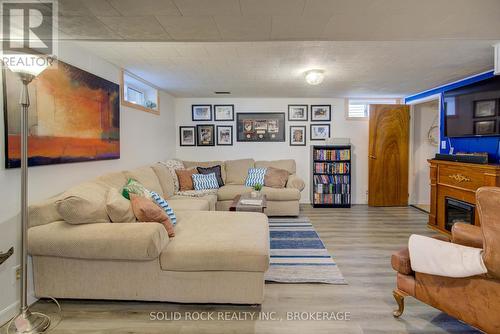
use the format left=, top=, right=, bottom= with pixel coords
left=445, top=197, right=475, bottom=232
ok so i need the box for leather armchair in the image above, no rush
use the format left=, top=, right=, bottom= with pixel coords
left=391, top=187, right=500, bottom=334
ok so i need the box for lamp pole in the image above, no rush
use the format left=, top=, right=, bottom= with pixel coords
left=8, top=73, right=51, bottom=334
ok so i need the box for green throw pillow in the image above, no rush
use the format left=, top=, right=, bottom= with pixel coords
left=122, top=178, right=150, bottom=200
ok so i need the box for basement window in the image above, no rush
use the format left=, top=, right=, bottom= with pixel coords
left=121, top=70, right=159, bottom=114
left=346, top=98, right=400, bottom=119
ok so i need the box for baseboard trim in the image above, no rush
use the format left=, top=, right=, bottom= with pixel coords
left=0, top=292, right=39, bottom=327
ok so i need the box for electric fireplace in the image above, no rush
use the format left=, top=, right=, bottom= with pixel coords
left=444, top=197, right=475, bottom=232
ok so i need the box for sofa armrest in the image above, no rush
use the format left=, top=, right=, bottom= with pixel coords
left=391, top=247, right=414, bottom=275
left=29, top=221, right=169, bottom=261
left=286, top=174, right=305, bottom=191
left=452, top=223, right=483, bottom=249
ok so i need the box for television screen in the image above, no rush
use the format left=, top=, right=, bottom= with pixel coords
left=444, top=76, right=500, bottom=137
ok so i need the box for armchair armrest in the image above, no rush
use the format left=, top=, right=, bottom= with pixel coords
left=286, top=174, right=305, bottom=191
left=29, top=221, right=169, bottom=261
left=452, top=223, right=483, bottom=249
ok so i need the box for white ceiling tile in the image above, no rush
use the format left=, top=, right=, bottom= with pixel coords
left=173, top=0, right=241, bottom=16
left=271, top=16, right=330, bottom=40
left=84, top=0, right=121, bottom=16
left=59, top=16, right=121, bottom=39
left=214, top=16, right=271, bottom=40
left=156, top=16, right=221, bottom=41
left=108, top=0, right=181, bottom=16
left=98, top=16, right=171, bottom=40
left=240, top=0, right=305, bottom=15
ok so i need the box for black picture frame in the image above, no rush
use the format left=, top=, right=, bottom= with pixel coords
left=289, top=125, right=306, bottom=146
left=196, top=124, right=215, bottom=146
left=288, top=105, right=308, bottom=121
left=310, top=124, right=331, bottom=141
left=473, top=100, right=497, bottom=118
left=179, top=126, right=196, bottom=146
left=214, top=105, right=235, bottom=121
left=311, top=105, right=331, bottom=122
left=192, top=105, right=212, bottom=121
left=236, top=112, right=286, bottom=142
left=474, top=120, right=496, bottom=135
left=216, top=125, right=233, bottom=146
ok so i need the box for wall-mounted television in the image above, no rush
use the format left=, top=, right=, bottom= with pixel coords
left=444, top=76, right=500, bottom=138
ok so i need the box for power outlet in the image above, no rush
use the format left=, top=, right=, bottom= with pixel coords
left=12, top=265, right=21, bottom=286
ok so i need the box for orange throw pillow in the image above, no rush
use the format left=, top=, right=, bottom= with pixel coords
left=130, top=194, right=175, bottom=237
left=175, top=169, right=198, bottom=191
left=264, top=167, right=290, bottom=188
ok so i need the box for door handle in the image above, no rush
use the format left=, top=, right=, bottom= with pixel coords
left=0, top=247, right=14, bottom=266
left=369, top=155, right=377, bottom=159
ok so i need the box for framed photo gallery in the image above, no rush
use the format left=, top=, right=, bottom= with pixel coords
left=181, top=104, right=332, bottom=146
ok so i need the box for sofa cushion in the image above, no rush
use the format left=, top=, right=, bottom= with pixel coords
left=262, top=187, right=301, bottom=201
left=125, top=166, right=163, bottom=197
left=130, top=195, right=175, bottom=237
left=160, top=211, right=269, bottom=272
left=96, top=172, right=128, bottom=189
left=151, top=163, right=175, bottom=198
left=105, top=188, right=136, bottom=223
left=159, top=159, right=184, bottom=192
left=183, top=160, right=226, bottom=183
left=56, top=181, right=110, bottom=224
left=255, top=159, right=296, bottom=174
left=168, top=196, right=211, bottom=211
left=29, top=221, right=169, bottom=261
left=218, top=185, right=252, bottom=201
left=225, top=159, right=255, bottom=184
left=29, top=196, right=63, bottom=228
left=264, top=167, right=289, bottom=188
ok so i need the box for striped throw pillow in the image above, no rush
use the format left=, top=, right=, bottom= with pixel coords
left=150, top=191, right=177, bottom=225
left=192, top=173, right=219, bottom=190
left=245, top=168, right=267, bottom=187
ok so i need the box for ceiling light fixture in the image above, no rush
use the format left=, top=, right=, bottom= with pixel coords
left=305, top=70, right=325, bottom=85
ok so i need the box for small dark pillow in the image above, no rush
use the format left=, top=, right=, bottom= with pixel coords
left=197, top=165, right=224, bottom=187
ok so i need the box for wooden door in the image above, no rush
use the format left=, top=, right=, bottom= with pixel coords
left=368, top=104, right=410, bottom=206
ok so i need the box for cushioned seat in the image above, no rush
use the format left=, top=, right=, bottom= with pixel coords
left=169, top=194, right=217, bottom=211
left=168, top=196, right=210, bottom=211
left=160, top=211, right=269, bottom=272
left=261, top=186, right=300, bottom=201
left=217, top=185, right=252, bottom=201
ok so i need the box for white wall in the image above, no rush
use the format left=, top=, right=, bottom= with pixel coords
left=0, top=42, right=176, bottom=324
left=175, top=98, right=369, bottom=204
left=410, top=100, right=439, bottom=206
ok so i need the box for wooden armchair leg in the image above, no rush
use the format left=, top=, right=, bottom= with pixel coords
left=392, top=289, right=408, bottom=318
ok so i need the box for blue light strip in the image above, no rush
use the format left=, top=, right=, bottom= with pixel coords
left=404, top=70, right=495, bottom=103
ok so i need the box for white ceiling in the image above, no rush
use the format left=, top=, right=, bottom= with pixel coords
left=77, top=40, right=497, bottom=98
left=57, top=0, right=500, bottom=41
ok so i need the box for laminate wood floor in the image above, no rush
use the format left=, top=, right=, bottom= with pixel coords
left=4, top=206, right=481, bottom=333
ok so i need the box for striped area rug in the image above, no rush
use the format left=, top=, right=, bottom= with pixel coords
left=265, top=217, right=346, bottom=284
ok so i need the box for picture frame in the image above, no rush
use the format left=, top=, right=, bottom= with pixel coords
left=192, top=105, right=212, bottom=121
left=236, top=112, right=286, bottom=142
left=196, top=124, right=215, bottom=146
left=311, top=105, right=331, bottom=122
left=290, top=126, right=306, bottom=146
left=179, top=126, right=196, bottom=146
left=310, top=124, right=331, bottom=141
left=216, top=125, right=233, bottom=146
left=288, top=105, right=308, bottom=121
left=473, top=100, right=497, bottom=118
left=474, top=120, right=496, bottom=135
left=214, top=105, right=235, bottom=121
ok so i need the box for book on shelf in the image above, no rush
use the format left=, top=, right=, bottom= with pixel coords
left=314, top=162, right=350, bottom=174
left=313, top=148, right=351, bottom=161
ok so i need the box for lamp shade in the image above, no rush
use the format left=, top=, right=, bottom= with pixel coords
left=5, top=54, right=51, bottom=77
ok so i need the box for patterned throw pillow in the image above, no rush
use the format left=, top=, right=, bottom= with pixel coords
left=159, top=159, right=185, bottom=192
left=192, top=173, right=220, bottom=190
left=197, top=165, right=224, bottom=187
left=122, top=178, right=150, bottom=200
left=150, top=191, right=177, bottom=225
left=245, top=168, right=267, bottom=187
left=130, top=194, right=175, bottom=237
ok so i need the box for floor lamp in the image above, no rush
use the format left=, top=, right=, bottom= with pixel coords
left=6, top=57, right=51, bottom=334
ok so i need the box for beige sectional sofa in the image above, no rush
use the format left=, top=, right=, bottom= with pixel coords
left=27, top=158, right=304, bottom=304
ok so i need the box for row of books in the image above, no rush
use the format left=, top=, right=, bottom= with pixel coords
left=313, top=175, right=350, bottom=184
left=313, top=193, right=351, bottom=205
left=314, top=183, right=350, bottom=194
left=314, top=162, right=350, bottom=174
left=313, top=149, right=351, bottom=161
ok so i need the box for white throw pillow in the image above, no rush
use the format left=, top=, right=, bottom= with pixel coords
left=408, top=234, right=487, bottom=278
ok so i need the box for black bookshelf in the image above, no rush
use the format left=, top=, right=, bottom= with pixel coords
left=311, top=145, right=352, bottom=208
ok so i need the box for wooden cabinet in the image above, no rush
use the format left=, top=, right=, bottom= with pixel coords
left=429, top=159, right=500, bottom=234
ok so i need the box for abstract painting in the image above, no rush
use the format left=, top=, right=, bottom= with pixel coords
left=3, top=60, right=120, bottom=168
